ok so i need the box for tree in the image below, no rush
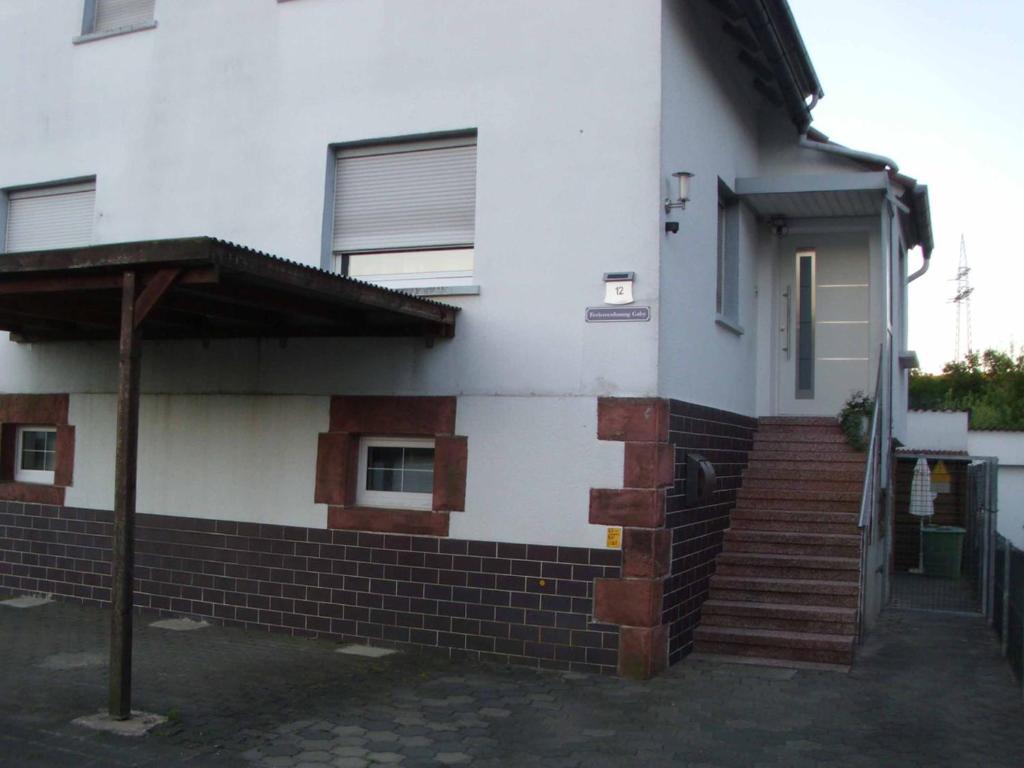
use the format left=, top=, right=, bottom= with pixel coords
left=908, top=348, right=1024, bottom=430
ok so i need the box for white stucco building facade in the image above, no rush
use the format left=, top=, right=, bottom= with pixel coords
left=0, top=0, right=933, bottom=677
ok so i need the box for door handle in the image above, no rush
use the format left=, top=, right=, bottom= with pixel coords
left=780, top=286, right=791, bottom=359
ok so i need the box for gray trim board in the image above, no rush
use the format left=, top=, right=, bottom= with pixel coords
left=735, top=172, right=889, bottom=196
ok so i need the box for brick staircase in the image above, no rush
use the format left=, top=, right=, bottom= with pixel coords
left=694, top=417, right=865, bottom=667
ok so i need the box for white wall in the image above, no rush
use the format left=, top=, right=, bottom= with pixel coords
left=968, top=430, right=1024, bottom=549
left=453, top=396, right=623, bottom=548
left=67, top=394, right=330, bottom=527
left=0, top=0, right=664, bottom=399
left=656, top=0, right=761, bottom=414
left=906, top=411, right=970, bottom=452
left=65, top=393, right=624, bottom=547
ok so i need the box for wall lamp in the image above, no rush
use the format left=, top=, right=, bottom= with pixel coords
left=664, top=171, right=694, bottom=213
left=769, top=217, right=789, bottom=237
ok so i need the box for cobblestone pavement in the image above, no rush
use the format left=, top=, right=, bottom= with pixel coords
left=2, top=596, right=1022, bottom=767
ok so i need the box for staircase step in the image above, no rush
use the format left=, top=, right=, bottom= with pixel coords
left=694, top=626, right=854, bottom=665
left=752, top=439, right=861, bottom=455
left=743, top=466, right=865, bottom=483
left=758, top=417, right=838, bottom=427
left=715, top=552, right=860, bottom=581
left=753, top=430, right=849, bottom=444
left=709, top=576, right=859, bottom=608
left=732, top=497, right=859, bottom=513
left=701, top=600, right=857, bottom=635
left=747, top=450, right=866, bottom=464
left=730, top=508, right=860, bottom=534
left=724, top=530, right=860, bottom=557
left=740, top=477, right=864, bottom=493
left=737, top=488, right=861, bottom=502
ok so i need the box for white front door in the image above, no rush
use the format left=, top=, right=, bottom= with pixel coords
left=775, top=232, right=871, bottom=416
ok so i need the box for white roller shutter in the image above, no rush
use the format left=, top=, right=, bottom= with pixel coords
left=94, top=0, right=155, bottom=33
left=333, top=138, right=477, bottom=253
left=5, top=181, right=96, bottom=253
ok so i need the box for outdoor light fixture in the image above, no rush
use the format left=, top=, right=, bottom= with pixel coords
left=664, top=171, right=694, bottom=213
left=769, top=217, right=790, bottom=237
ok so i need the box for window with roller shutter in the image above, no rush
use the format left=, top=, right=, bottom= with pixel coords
left=80, top=0, right=156, bottom=38
left=3, top=180, right=96, bottom=254
left=330, top=134, right=477, bottom=289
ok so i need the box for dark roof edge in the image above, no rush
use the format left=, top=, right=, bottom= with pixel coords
left=735, top=0, right=824, bottom=131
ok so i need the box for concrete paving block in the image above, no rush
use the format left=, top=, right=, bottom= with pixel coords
left=366, top=752, right=404, bottom=764
left=295, top=750, right=334, bottom=762
left=365, top=731, right=400, bottom=742
left=332, top=725, right=368, bottom=737
left=478, top=708, right=510, bottom=718
left=435, top=753, right=472, bottom=765
left=332, top=746, right=369, bottom=757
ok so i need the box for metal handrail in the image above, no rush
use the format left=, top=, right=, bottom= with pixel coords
left=858, top=343, right=885, bottom=530
left=856, top=342, right=886, bottom=641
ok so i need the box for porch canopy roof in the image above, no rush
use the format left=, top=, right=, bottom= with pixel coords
left=0, top=237, right=458, bottom=342
left=735, top=171, right=889, bottom=219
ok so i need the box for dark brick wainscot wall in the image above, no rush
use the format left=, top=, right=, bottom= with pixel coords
left=0, top=502, right=622, bottom=674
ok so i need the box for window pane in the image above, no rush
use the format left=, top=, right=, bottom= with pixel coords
left=22, top=431, right=49, bottom=452
left=797, top=254, right=814, bottom=393
left=21, top=451, right=47, bottom=471
left=403, top=448, right=435, bottom=472
left=401, top=469, right=434, bottom=494
left=716, top=203, right=726, bottom=314
left=347, top=249, right=473, bottom=278
left=366, top=468, right=402, bottom=492
left=367, top=446, right=403, bottom=471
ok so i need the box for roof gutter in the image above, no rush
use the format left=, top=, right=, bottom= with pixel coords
left=798, top=133, right=900, bottom=173
left=798, top=132, right=933, bottom=281
left=738, top=0, right=824, bottom=132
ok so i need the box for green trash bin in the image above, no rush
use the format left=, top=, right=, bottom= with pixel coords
left=921, top=525, right=966, bottom=579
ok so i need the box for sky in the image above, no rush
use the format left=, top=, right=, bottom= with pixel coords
left=787, top=0, right=1024, bottom=372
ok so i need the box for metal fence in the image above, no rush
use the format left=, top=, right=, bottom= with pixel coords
left=992, top=534, right=1024, bottom=687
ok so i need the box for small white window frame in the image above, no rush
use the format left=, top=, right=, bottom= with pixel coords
left=15, top=426, right=57, bottom=485
left=356, top=436, right=435, bottom=510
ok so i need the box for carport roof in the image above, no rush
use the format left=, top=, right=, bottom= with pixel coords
left=0, top=237, right=458, bottom=342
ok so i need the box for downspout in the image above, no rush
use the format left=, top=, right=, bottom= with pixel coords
left=907, top=252, right=930, bottom=283
left=804, top=135, right=931, bottom=283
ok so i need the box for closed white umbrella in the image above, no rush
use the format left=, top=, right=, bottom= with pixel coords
left=908, top=457, right=936, bottom=573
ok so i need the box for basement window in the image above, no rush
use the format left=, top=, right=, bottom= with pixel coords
left=356, top=437, right=435, bottom=510
left=15, top=426, right=57, bottom=485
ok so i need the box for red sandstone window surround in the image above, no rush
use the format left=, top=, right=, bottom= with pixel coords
left=315, top=396, right=467, bottom=536
left=0, top=394, right=75, bottom=505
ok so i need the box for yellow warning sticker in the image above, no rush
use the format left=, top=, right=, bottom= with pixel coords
left=606, top=527, right=622, bottom=549
left=932, top=460, right=952, bottom=494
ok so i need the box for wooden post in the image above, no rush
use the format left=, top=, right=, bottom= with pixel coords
left=109, top=271, right=142, bottom=720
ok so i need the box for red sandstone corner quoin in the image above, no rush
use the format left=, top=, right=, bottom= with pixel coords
left=0, top=394, right=75, bottom=505
left=590, top=397, right=674, bottom=679
left=315, top=396, right=468, bottom=536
